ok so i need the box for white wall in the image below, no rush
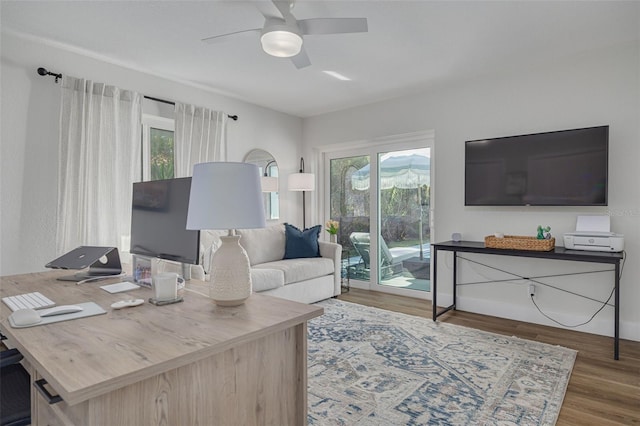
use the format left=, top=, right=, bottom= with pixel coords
left=2, top=30, right=638, bottom=342
left=1, top=32, right=304, bottom=276
left=303, top=41, right=640, bottom=342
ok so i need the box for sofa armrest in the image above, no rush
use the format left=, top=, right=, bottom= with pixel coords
left=319, top=241, right=343, bottom=297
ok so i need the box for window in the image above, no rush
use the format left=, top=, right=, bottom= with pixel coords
left=265, top=161, right=280, bottom=220
left=142, top=114, right=175, bottom=181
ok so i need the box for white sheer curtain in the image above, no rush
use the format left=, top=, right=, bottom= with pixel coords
left=174, top=103, right=227, bottom=177
left=57, top=76, right=142, bottom=253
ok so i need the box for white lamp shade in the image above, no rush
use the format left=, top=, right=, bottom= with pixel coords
left=187, top=162, right=266, bottom=230
left=261, top=175, right=279, bottom=192
left=261, top=30, right=303, bottom=58
left=287, top=172, right=315, bottom=191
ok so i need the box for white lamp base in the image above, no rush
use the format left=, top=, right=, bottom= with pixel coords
left=210, top=235, right=252, bottom=306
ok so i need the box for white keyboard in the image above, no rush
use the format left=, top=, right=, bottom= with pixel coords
left=2, top=292, right=56, bottom=312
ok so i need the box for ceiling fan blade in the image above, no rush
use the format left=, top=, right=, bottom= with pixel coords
left=298, top=18, right=368, bottom=35
left=272, top=0, right=293, bottom=19
left=202, top=28, right=261, bottom=43
left=290, top=47, right=311, bottom=69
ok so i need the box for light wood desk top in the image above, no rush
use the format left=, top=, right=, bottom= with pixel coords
left=0, top=270, right=323, bottom=406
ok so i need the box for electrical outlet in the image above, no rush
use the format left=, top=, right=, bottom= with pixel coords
left=528, top=284, right=536, bottom=297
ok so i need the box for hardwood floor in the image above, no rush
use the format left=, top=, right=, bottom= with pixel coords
left=338, top=288, right=640, bottom=425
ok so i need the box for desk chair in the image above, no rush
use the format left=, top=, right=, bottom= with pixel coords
left=0, top=348, right=31, bottom=426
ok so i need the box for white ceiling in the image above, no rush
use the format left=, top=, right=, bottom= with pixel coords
left=2, top=1, right=638, bottom=118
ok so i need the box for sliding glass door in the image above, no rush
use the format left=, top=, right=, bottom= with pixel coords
left=328, top=154, right=371, bottom=284
left=325, top=133, right=433, bottom=298
left=376, top=148, right=431, bottom=292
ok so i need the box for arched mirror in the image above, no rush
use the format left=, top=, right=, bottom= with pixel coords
left=244, top=149, right=279, bottom=220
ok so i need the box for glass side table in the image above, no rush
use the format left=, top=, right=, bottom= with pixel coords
left=340, top=248, right=350, bottom=293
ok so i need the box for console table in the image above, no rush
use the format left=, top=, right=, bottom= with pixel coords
left=431, top=240, right=623, bottom=360
left=0, top=270, right=323, bottom=425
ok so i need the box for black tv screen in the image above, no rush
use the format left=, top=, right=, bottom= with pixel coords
left=465, top=126, right=608, bottom=206
left=130, top=177, right=200, bottom=264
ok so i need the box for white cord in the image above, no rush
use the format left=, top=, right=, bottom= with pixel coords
left=183, top=287, right=210, bottom=298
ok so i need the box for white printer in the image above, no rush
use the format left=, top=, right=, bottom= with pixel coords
left=563, top=215, right=624, bottom=252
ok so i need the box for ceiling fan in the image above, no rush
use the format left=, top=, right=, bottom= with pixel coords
left=202, top=0, right=368, bottom=69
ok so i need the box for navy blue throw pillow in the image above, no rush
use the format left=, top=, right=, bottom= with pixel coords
left=284, top=223, right=321, bottom=259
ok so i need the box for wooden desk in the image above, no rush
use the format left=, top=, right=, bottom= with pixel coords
left=431, top=240, right=623, bottom=360
left=0, top=270, right=323, bottom=425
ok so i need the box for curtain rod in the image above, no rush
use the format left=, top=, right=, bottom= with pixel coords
left=36, top=67, right=238, bottom=121
left=144, top=96, right=238, bottom=121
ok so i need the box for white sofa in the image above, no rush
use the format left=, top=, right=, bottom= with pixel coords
left=201, top=224, right=342, bottom=304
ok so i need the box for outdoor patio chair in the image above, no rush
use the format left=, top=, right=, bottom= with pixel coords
left=349, top=232, right=404, bottom=279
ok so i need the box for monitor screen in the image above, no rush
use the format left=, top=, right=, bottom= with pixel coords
left=130, top=177, right=200, bottom=264
left=465, top=126, right=608, bottom=206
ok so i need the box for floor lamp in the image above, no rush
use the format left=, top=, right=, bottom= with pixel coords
left=287, top=157, right=315, bottom=228
left=261, top=160, right=279, bottom=193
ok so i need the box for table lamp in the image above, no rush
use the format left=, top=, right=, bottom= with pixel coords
left=186, top=162, right=266, bottom=306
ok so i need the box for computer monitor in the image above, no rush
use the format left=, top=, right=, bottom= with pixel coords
left=130, top=177, right=200, bottom=280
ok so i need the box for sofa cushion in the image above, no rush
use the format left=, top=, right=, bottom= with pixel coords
left=237, top=224, right=285, bottom=266
left=254, top=258, right=334, bottom=285
left=283, top=223, right=321, bottom=259
left=250, top=268, right=284, bottom=292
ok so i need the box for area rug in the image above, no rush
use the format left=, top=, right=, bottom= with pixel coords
left=307, top=299, right=576, bottom=426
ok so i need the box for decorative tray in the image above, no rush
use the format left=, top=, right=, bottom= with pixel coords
left=484, top=235, right=555, bottom=251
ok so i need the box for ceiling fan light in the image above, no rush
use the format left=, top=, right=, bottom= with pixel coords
left=261, top=30, right=302, bottom=58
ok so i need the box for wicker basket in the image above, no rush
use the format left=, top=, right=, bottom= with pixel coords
left=484, top=235, right=555, bottom=251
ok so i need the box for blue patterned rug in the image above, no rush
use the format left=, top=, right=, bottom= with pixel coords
left=307, top=300, right=576, bottom=425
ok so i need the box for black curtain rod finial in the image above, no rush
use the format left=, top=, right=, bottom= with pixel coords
left=37, top=67, right=62, bottom=83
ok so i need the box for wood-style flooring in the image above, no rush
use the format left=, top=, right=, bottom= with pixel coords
left=338, top=288, right=640, bottom=425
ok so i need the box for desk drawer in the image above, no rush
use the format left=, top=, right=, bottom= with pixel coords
left=33, top=375, right=76, bottom=426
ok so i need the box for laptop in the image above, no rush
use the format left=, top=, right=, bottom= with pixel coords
left=46, top=246, right=122, bottom=281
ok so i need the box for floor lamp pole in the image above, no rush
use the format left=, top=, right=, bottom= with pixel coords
left=302, top=190, right=306, bottom=229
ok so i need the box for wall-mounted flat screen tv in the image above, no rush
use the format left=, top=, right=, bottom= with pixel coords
left=465, top=125, right=608, bottom=206
left=130, top=177, right=200, bottom=264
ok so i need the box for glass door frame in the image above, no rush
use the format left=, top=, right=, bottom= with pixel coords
left=320, top=131, right=435, bottom=300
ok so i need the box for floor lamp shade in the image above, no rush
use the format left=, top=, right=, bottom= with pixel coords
left=261, top=175, right=279, bottom=192
left=287, top=172, right=315, bottom=191
left=187, top=162, right=266, bottom=306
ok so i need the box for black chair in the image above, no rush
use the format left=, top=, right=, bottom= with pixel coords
left=0, top=348, right=31, bottom=426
